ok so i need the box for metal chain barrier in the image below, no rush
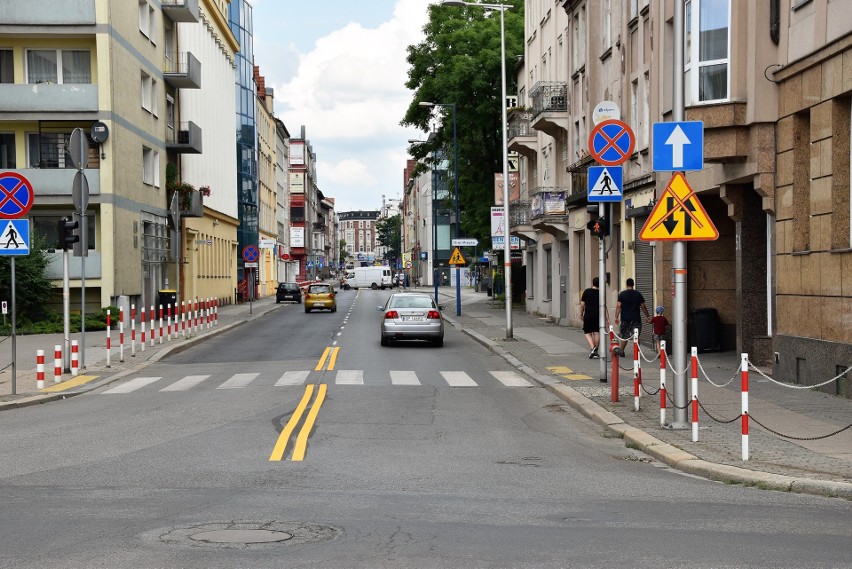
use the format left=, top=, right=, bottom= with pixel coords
left=0, top=361, right=11, bottom=373
left=748, top=359, right=851, bottom=390
left=641, top=382, right=660, bottom=396
left=637, top=344, right=659, bottom=363
left=665, top=390, right=691, bottom=410
left=697, top=357, right=739, bottom=388
left=697, top=400, right=741, bottom=424
left=748, top=414, right=852, bottom=441
left=665, top=357, right=689, bottom=377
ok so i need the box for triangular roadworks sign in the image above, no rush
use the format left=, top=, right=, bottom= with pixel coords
left=639, top=172, right=718, bottom=241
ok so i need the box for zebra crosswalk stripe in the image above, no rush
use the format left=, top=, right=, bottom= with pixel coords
left=489, top=370, right=532, bottom=387
left=335, top=369, right=363, bottom=385
left=390, top=370, right=420, bottom=385
left=275, top=370, right=310, bottom=386
left=217, top=373, right=259, bottom=389
left=440, top=371, right=478, bottom=387
left=161, top=375, right=210, bottom=392
left=102, top=376, right=162, bottom=394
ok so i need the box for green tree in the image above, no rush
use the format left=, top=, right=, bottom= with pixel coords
left=401, top=1, right=524, bottom=243
left=0, top=233, right=54, bottom=322
left=338, top=239, right=347, bottom=264
left=376, top=215, right=401, bottom=263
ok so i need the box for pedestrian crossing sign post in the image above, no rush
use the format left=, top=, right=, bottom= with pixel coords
left=587, top=166, right=623, bottom=202
left=448, top=247, right=466, bottom=266
left=0, top=219, right=29, bottom=256
left=639, top=172, right=718, bottom=241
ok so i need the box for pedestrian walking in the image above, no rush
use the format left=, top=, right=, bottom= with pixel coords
left=580, top=277, right=607, bottom=358
left=614, top=278, right=650, bottom=357
left=649, top=306, right=670, bottom=354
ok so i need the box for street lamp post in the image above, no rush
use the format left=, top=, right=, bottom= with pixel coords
left=419, top=101, right=460, bottom=316
left=442, top=0, right=512, bottom=338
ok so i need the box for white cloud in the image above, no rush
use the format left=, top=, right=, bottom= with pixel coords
left=262, top=0, right=428, bottom=211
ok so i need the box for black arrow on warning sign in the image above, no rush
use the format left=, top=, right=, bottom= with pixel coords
left=661, top=197, right=697, bottom=235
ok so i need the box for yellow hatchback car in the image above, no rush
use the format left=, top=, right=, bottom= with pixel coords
left=304, top=283, right=337, bottom=313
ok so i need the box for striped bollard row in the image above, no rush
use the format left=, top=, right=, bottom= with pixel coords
left=131, top=304, right=136, bottom=357
left=181, top=301, right=186, bottom=337
left=36, top=350, right=45, bottom=389
left=633, top=328, right=641, bottom=411
left=691, top=347, right=699, bottom=442
left=106, top=309, right=111, bottom=368
left=167, top=304, right=172, bottom=341
left=54, top=345, right=62, bottom=383
left=141, top=305, right=146, bottom=353
left=659, top=340, right=667, bottom=427
left=119, top=307, right=125, bottom=362
left=71, top=340, right=79, bottom=377
left=741, top=353, right=749, bottom=461
left=158, top=304, right=164, bottom=344
left=149, top=306, right=155, bottom=347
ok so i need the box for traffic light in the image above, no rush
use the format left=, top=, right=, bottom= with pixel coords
left=587, top=217, right=609, bottom=238
left=57, top=217, right=79, bottom=251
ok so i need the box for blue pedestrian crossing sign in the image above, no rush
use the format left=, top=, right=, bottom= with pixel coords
left=0, top=219, right=30, bottom=256
left=653, top=121, right=704, bottom=171
left=587, top=166, right=623, bottom=202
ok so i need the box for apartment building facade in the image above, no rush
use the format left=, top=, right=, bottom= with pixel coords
left=511, top=0, right=851, bottom=394
left=339, top=210, right=380, bottom=267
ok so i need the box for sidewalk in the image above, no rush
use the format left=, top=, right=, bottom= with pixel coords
left=2, top=286, right=850, bottom=499
left=430, top=285, right=852, bottom=500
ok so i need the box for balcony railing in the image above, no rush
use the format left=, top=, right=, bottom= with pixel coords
left=529, top=82, right=568, bottom=119
left=508, top=110, right=533, bottom=140
left=166, top=121, right=202, bottom=154
left=509, top=201, right=531, bottom=227
left=163, top=51, right=201, bottom=89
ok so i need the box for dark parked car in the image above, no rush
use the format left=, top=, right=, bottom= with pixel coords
left=276, top=282, right=302, bottom=304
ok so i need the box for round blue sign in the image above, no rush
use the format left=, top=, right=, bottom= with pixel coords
left=0, top=172, right=35, bottom=219
left=588, top=119, right=636, bottom=167
left=242, top=245, right=259, bottom=262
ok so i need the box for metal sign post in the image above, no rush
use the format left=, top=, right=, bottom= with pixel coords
left=71, top=128, right=90, bottom=369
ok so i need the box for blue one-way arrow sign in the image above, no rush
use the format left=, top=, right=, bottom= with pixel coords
left=653, top=121, right=703, bottom=171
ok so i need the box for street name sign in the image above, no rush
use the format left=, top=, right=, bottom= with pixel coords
left=451, top=238, right=478, bottom=247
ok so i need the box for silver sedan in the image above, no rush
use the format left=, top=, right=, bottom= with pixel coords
left=378, top=293, right=444, bottom=347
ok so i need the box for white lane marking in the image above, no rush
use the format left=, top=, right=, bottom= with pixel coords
left=275, top=370, right=310, bottom=386
left=336, top=369, right=364, bottom=385
left=161, top=375, right=210, bottom=392
left=440, top=371, right=478, bottom=387
left=102, top=377, right=162, bottom=394
left=216, top=373, right=259, bottom=389
left=489, top=370, right=533, bottom=387
left=390, top=370, right=420, bottom=385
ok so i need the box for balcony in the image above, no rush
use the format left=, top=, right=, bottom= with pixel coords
left=0, top=0, right=95, bottom=25
left=509, top=201, right=536, bottom=240
left=530, top=186, right=570, bottom=240
left=163, top=51, right=201, bottom=89
left=507, top=110, right=537, bottom=158
left=529, top=82, right=569, bottom=138
left=161, top=0, right=200, bottom=23
left=0, top=84, right=98, bottom=117
left=21, top=168, right=100, bottom=198
left=166, top=121, right=202, bottom=154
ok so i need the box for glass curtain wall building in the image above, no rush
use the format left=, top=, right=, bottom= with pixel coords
left=229, top=0, right=259, bottom=296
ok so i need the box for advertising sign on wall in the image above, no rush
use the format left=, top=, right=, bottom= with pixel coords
left=289, top=171, right=304, bottom=194
left=290, top=226, right=305, bottom=248
left=494, top=173, right=519, bottom=204
left=289, top=141, right=305, bottom=167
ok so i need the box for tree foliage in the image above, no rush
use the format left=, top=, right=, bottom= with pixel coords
left=376, top=214, right=401, bottom=261
left=0, top=233, right=54, bottom=323
left=401, top=1, right=524, bottom=243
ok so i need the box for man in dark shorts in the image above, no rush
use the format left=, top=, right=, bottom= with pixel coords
left=580, top=277, right=604, bottom=359
left=614, top=278, right=650, bottom=357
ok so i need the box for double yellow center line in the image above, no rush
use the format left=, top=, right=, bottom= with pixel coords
left=269, top=346, right=338, bottom=462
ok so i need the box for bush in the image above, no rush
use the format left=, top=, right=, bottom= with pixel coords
left=0, top=306, right=118, bottom=336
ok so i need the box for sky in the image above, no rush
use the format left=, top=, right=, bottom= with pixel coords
left=250, top=0, right=431, bottom=213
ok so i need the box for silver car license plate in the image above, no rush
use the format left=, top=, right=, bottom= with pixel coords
left=401, top=316, right=424, bottom=322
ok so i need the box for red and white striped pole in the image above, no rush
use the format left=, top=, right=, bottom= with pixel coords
left=149, top=305, right=155, bottom=347
left=691, top=347, right=699, bottom=442
left=741, top=353, right=749, bottom=461
left=633, top=328, right=641, bottom=411
left=54, top=345, right=62, bottom=383
left=106, top=309, right=111, bottom=368
left=119, top=307, right=125, bottom=362
left=36, top=350, right=45, bottom=389
left=181, top=300, right=186, bottom=336
left=214, top=298, right=218, bottom=325
left=167, top=303, right=172, bottom=341
left=659, top=340, right=667, bottom=427
left=158, top=304, right=163, bottom=344
left=206, top=298, right=211, bottom=328
left=194, top=297, right=199, bottom=331
left=140, top=305, right=146, bottom=353
left=71, top=340, right=79, bottom=377
left=609, top=326, right=618, bottom=402
left=131, top=304, right=136, bottom=357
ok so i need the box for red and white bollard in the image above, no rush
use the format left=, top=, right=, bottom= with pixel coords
left=609, top=326, right=619, bottom=402
left=119, top=307, right=125, bottom=362
left=71, top=340, right=79, bottom=377
left=194, top=297, right=199, bottom=332
left=54, top=345, right=62, bottom=384
left=140, top=305, right=146, bottom=353
left=131, top=304, right=136, bottom=357
left=214, top=298, right=218, bottom=325
left=741, top=353, right=749, bottom=461
left=167, top=303, right=172, bottom=340
left=206, top=298, right=211, bottom=328
left=659, top=340, right=667, bottom=427
left=158, top=304, right=164, bottom=344
left=633, top=328, right=641, bottom=411
left=181, top=301, right=186, bottom=337
left=149, top=305, right=155, bottom=347
left=36, top=350, right=45, bottom=389
left=106, top=309, right=111, bottom=368
left=691, top=347, right=699, bottom=442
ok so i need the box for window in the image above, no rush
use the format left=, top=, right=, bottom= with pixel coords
left=166, top=95, right=175, bottom=130
left=138, top=1, right=155, bottom=42
left=141, top=72, right=152, bottom=112
left=602, top=0, right=612, bottom=51
left=0, top=133, right=14, bottom=169
left=33, top=214, right=95, bottom=251
left=684, top=0, right=729, bottom=104
left=0, top=49, right=13, bottom=83
left=26, top=49, right=91, bottom=84
left=142, top=146, right=159, bottom=186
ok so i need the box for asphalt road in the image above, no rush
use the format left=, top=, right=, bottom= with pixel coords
left=0, top=288, right=850, bottom=568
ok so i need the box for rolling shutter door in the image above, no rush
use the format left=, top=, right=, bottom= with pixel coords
left=633, top=217, right=654, bottom=348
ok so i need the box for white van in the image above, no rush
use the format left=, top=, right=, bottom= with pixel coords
left=348, top=266, right=393, bottom=290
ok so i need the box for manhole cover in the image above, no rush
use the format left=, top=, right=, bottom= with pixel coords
left=150, top=521, right=338, bottom=549
left=191, top=529, right=293, bottom=544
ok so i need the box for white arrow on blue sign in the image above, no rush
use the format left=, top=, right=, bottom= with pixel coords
left=652, top=121, right=703, bottom=171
